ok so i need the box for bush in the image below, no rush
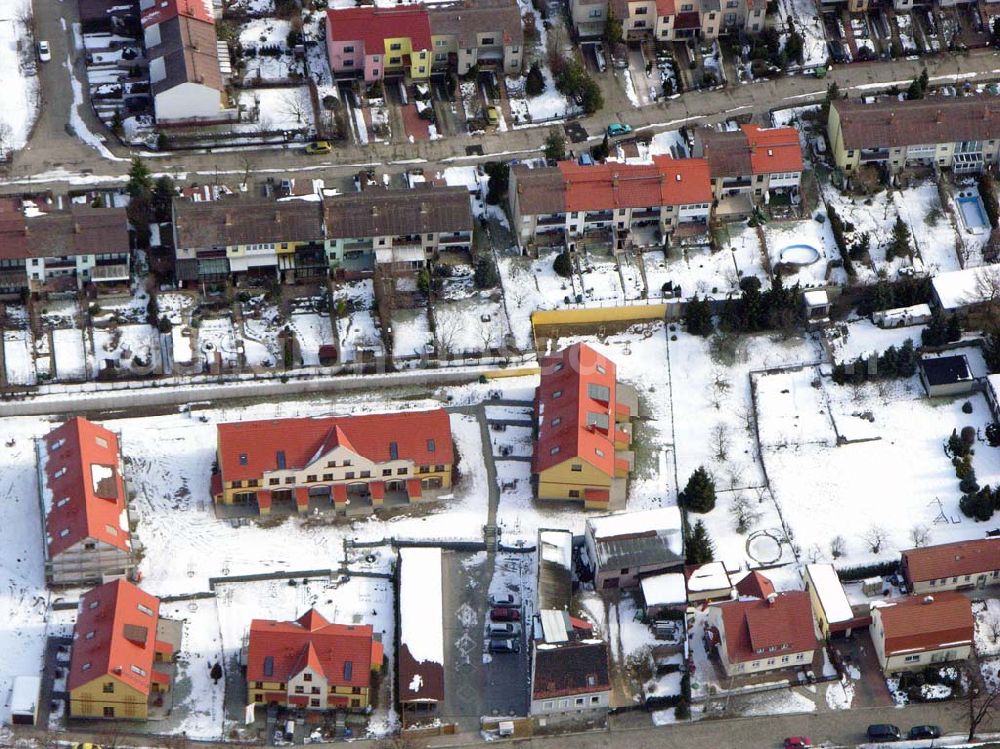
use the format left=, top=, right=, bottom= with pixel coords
left=674, top=698, right=691, bottom=720
left=473, top=257, right=500, bottom=289
left=553, top=250, right=573, bottom=278
left=836, top=561, right=898, bottom=581
left=963, top=401, right=974, bottom=414
left=980, top=172, right=1000, bottom=229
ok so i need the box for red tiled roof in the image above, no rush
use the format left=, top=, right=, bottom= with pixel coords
left=247, top=608, right=380, bottom=687
left=735, top=571, right=775, bottom=599
left=44, top=417, right=131, bottom=559
left=742, top=125, right=804, bottom=175
left=216, top=409, right=453, bottom=483
left=557, top=157, right=712, bottom=212
left=716, top=592, right=818, bottom=664
left=326, top=6, right=432, bottom=54
left=655, top=0, right=675, bottom=15
left=876, top=593, right=974, bottom=656
left=68, top=580, right=163, bottom=696
left=533, top=343, right=619, bottom=478
left=902, top=538, right=1000, bottom=584
left=141, top=0, right=214, bottom=28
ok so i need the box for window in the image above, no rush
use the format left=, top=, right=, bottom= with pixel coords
left=295, top=686, right=305, bottom=694
left=590, top=695, right=600, bottom=704
left=310, top=698, right=320, bottom=707
left=553, top=390, right=563, bottom=399
left=51, top=438, right=66, bottom=451
left=89, top=600, right=99, bottom=610
left=95, top=436, right=109, bottom=448
left=904, top=654, right=921, bottom=663
left=383, top=469, right=392, bottom=476
left=589, top=7, right=602, bottom=15
left=311, top=687, right=320, bottom=694
left=571, top=464, right=582, bottom=472
left=575, top=697, right=584, bottom=705
left=137, top=603, right=154, bottom=616
left=435, top=464, right=445, bottom=472
left=343, top=459, right=351, bottom=466
left=344, top=45, right=354, bottom=52
left=427, top=438, right=436, bottom=452
left=389, top=442, right=399, bottom=460
left=543, top=701, right=554, bottom=710
left=86, top=630, right=95, bottom=640
left=59, top=528, right=70, bottom=538
left=323, top=473, right=333, bottom=481
left=482, top=36, right=495, bottom=44
left=307, top=475, right=317, bottom=483
left=248, top=479, right=258, bottom=488
left=254, top=681, right=263, bottom=689
left=131, top=665, right=147, bottom=676
left=569, top=490, right=580, bottom=498
left=419, top=465, right=429, bottom=474
left=103, top=706, right=115, bottom=718
left=54, top=467, right=67, bottom=479
left=550, top=446, right=560, bottom=455
left=304, top=673, right=313, bottom=681
left=389, top=56, right=401, bottom=64
left=397, top=467, right=407, bottom=475
left=239, top=453, right=248, bottom=465
left=586, top=412, right=609, bottom=430
left=103, top=682, right=114, bottom=693
left=56, top=497, right=69, bottom=508
left=232, top=480, right=242, bottom=488
left=285, top=477, right=295, bottom=484
left=596, top=363, right=606, bottom=375
left=269, top=478, right=279, bottom=486
left=361, top=470, right=371, bottom=478
left=635, top=5, right=647, bottom=11
left=588, top=383, right=611, bottom=401
left=346, top=471, right=355, bottom=479
left=551, top=416, right=562, bottom=427
left=390, top=42, right=402, bottom=50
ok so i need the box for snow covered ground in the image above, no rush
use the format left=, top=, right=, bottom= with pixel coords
left=3, top=329, right=35, bottom=385
left=52, top=328, right=88, bottom=380
left=0, top=2, right=39, bottom=156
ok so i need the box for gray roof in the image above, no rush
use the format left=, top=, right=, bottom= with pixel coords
left=537, top=530, right=573, bottom=610
left=172, top=197, right=324, bottom=248
left=591, top=528, right=684, bottom=572
left=833, top=96, right=1000, bottom=150
left=149, top=15, right=224, bottom=96
left=428, top=0, right=523, bottom=47
left=512, top=165, right=566, bottom=215
left=323, top=186, right=473, bottom=239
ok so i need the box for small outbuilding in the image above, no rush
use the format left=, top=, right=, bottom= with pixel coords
left=918, top=354, right=974, bottom=397
left=10, top=676, right=41, bottom=725
left=685, top=562, right=734, bottom=603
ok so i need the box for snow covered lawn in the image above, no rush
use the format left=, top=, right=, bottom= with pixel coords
left=93, top=323, right=161, bottom=374
left=288, top=312, right=334, bottom=365
left=3, top=330, right=35, bottom=385
left=433, top=295, right=507, bottom=354
left=0, top=7, right=39, bottom=156
left=52, top=328, right=88, bottom=380
left=391, top=307, right=432, bottom=361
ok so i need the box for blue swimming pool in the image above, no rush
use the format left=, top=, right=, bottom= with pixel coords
left=957, top=193, right=989, bottom=232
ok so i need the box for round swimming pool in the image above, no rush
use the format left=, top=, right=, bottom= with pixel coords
left=779, top=244, right=821, bottom=266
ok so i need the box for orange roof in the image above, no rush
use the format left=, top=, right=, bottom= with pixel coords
left=326, top=6, right=432, bottom=54
left=44, top=417, right=131, bottom=559
left=876, top=593, right=974, bottom=656
left=902, top=538, right=1000, bottom=583
left=247, top=609, right=380, bottom=687
left=557, top=157, right=712, bottom=212
left=716, top=592, right=818, bottom=664
left=735, top=570, right=776, bottom=599
left=141, top=0, right=214, bottom=27
left=216, top=409, right=453, bottom=483
left=68, top=580, right=163, bottom=696
left=742, top=125, right=804, bottom=175
left=533, top=343, right=619, bottom=477
left=655, top=0, right=675, bottom=14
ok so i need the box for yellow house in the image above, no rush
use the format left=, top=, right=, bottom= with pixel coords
left=533, top=343, right=638, bottom=509
left=69, top=580, right=179, bottom=721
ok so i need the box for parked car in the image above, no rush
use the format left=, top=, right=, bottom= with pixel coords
left=490, top=606, right=521, bottom=622
left=594, top=42, right=607, bottom=72
left=489, top=637, right=520, bottom=653
left=607, top=123, right=633, bottom=137
left=72, top=745, right=104, bottom=749
left=304, top=141, right=332, bottom=155
left=37, top=40, right=51, bottom=62
left=811, top=136, right=827, bottom=156
left=489, top=592, right=521, bottom=607
left=908, top=726, right=941, bottom=740
left=485, top=106, right=500, bottom=126
left=489, top=621, right=522, bottom=636
left=783, top=739, right=811, bottom=749
left=866, top=724, right=901, bottom=742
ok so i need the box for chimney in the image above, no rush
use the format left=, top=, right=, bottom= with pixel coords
left=371, top=205, right=379, bottom=218
left=765, top=592, right=777, bottom=606
left=922, top=595, right=934, bottom=605
left=224, top=212, right=233, bottom=226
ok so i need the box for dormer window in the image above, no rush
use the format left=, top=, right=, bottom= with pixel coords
left=239, top=453, right=248, bottom=466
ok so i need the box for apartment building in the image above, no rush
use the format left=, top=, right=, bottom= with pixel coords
left=38, top=417, right=137, bottom=587
left=428, top=0, right=523, bottom=76
left=828, top=96, right=1000, bottom=174
left=325, top=6, right=433, bottom=82
left=213, top=409, right=454, bottom=514
left=0, top=201, right=130, bottom=295
left=323, top=187, right=473, bottom=273
left=246, top=609, right=384, bottom=711
left=509, top=158, right=713, bottom=253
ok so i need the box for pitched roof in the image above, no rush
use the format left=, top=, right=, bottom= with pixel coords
left=141, top=0, right=214, bottom=28
left=532, top=641, right=610, bottom=699
left=716, top=592, right=818, bottom=664
left=833, top=96, right=1000, bottom=150
left=172, top=196, right=323, bottom=249
left=875, top=593, right=974, bottom=656
left=533, top=343, right=620, bottom=477
left=735, top=570, right=775, bottom=599
left=587, top=507, right=684, bottom=572
left=512, top=166, right=567, bottom=215
left=428, top=0, right=523, bottom=46
left=326, top=6, right=433, bottom=52
left=324, top=187, right=472, bottom=239
left=0, top=206, right=129, bottom=261
left=558, top=157, right=713, bottom=211
left=68, top=580, right=161, bottom=695
left=149, top=15, right=224, bottom=96
left=901, top=538, right=1000, bottom=583
left=697, top=124, right=803, bottom=178
left=43, top=417, right=131, bottom=560
left=247, top=608, right=381, bottom=686
left=216, top=409, right=454, bottom=483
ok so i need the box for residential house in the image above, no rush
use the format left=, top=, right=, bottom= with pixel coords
left=398, top=547, right=444, bottom=714
left=569, top=0, right=607, bottom=38
left=901, top=538, right=1000, bottom=594
left=38, top=417, right=136, bottom=587
left=144, top=0, right=229, bottom=124
left=530, top=610, right=610, bottom=725
left=323, top=187, right=473, bottom=273
left=918, top=354, right=975, bottom=397
left=692, top=124, right=804, bottom=212
left=428, top=0, right=523, bottom=76
left=598, top=0, right=761, bottom=42
left=804, top=563, right=869, bottom=640
left=612, top=0, right=658, bottom=39
left=872, top=303, right=933, bottom=328
left=584, top=506, right=684, bottom=590
left=172, top=197, right=326, bottom=285
left=931, top=263, right=1000, bottom=319
left=869, top=593, right=974, bottom=673
left=68, top=580, right=180, bottom=720
left=533, top=343, right=639, bottom=506
left=685, top=561, right=734, bottom=603
left=509, top=158, right=713, bottom=253
left=213, top=409, right=454, bottom=514
left=0, top=202, right=130, bottom=295
left=245, top=609, right=384, bottom=711
left=706, top=591, right=819, bottom=677
left=828, top=97, right=1000, bottom=174
left=537, top=529, right=574, bottom=610
left=325, top=6, right=433, bottom=83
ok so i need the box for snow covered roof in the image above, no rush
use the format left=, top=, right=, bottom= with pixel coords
left=587, top=507, right=684, bottom=572
left=538, top=530, right=574, bottom=610
left=803, top=289, right=829, bottom=307
left=685, top=561, right=732, bottom=593
left=804, top=563, right=853, bottom=624
left=398, top=547, right=444, bottom=703
left=10, top=676, right=40, bottom=718
left=540, top=530, right=572, bottom=569
left=931, top=263, right=1000, bottom=311
left=588, top=506, right=681, bottom=542
left=640, top=573, right=686, bottom=607
left=874, top=303, right=931, bottom=323
left=539, top=609, right=570, bottom=643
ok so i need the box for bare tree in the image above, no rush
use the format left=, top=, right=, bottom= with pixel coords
left=985, top=610, right=1000, bottom=645
left=806, top=543, right=822, bottom=564
left=909, top=523, right=931, bottom=548
left=436, top=315, right=460, bottom=356
left=729, top=494, right=762, bottom=534
left=863, top=525, right=888, bottom=555
left=965, top=659, right=1000, bottom=742
left=737, top=404, right=756, bottom=435
left=829, top=534, right=846, bottom=559
left=711, top=422, right=730, bottom=461
left=281, top=90, right=308, bottom=124
left=709, top=368, right=730, bottom=410
left=972, top=265, right=1000, bottom=307
left=0, top=121, right=13, bottom=160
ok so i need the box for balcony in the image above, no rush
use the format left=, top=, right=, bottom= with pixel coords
left=91, top=263, right=130, bottom=282
left=859, top=148, right=890, bottom=162
left=537, top=214, right=565, bottom=226
left=585, top=210, right=613, bottom=223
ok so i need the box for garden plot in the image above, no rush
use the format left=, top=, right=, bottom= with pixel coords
left=433, top=295, right=507, bottom=354
left=239, top=19, right=298, bottom=82
left=644, top=233, right=766, bottom=300
left=896, top=11, right=918, bottom=52
left=3, top=330, right=35, bottom=385
left=52, top=328, right=88, bottom=380
left=237, top=86, right=314, bottom=131
left=506, top=69, right=577, bottom=127
left=894, top=182, right=961, bottom=274
left=288, top=312, right=334, bottom=365
left=336, top=310, right=382, bottom=364
left=497, top=251, right=573, bottom=351
left=93, top=323, right=162, bottom=374
left=489, top=425, right=533, bottom=459
left=820, top=185, right=910, bottom=282
left=332, top=278, right=376, bottom=308
left=775, top=0, right=828, bottom=67
left=764, top=217, right=844, bottom=287
left=93, top=291, right=152, bottom=325
left=158, top=292, right=196, bottom=325
left=760, top=375, right=1000, bottom=567
left=391, top=307, right=432, bottom=361
left=825, top=318, right=920, bottom=363
left=578, top=252, right=626, bottom=304
left=197, top=317, right=241, bottom=369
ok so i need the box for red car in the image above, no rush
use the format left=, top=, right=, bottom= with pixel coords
left=490, top=606, right=521, bottom=622
left=784, top=738, right=812, bottom=749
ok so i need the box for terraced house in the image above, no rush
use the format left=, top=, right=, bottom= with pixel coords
left=213, top=409, right=454, bottom=515
left=589, top=0, right=762, bottom=41
left=509, top=158, right=713, bottom=253
left=427, top=0, right=523, bottom=76
left=533, top=343, right=638, bottom=508
left=245, top=609, right=384, bottom=711
left=325, top=6, right=433, bottom=82
left=828, top=96, right=1000, bottom=174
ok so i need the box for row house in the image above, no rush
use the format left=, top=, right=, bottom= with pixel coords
left=508, top=158, right=713, bottom=254
left=870, top=593, right=974, bottom=673
left=69, top=580, right=180, bottom=720
left=324, top=187, right=474, bottom=273
left=325, top=6, right=433, bottom=83
left=533, top=343, right=639, bottom=508
left=212, top=409, right=454, bottom=515
left=427, top=0, right=524, bottom=76
left=245, top=609, right=384, bottom=711
left=0, top=202, right=130, bottom=296
left=582, top=0, right=761, bottom=41
left=38, top=417, right=137, bottom=587
left=171, top=197, right=326, bottom=285
left=692, top=124, right=804, bottom=211
left=828, top=96, right=1000, bottom=175
left=901, top=538, right=1000, bottom=594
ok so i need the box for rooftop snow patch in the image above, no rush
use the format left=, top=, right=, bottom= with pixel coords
left=539, top=530, right=572, bottom=569
left=641, top=573, right=686, bottom=607
left=398, top=547, right=443, bottom=665
left=805, top=563, right=854, bottom=624
left=686, top=561, right=732, bottom=593
left=589, top=506, right=682, bottom=546
left=932, top=263, right=1000, bottom=311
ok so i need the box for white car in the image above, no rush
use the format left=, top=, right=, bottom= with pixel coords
left=37, top=40, right=51, bottom=62
left=489, top=592, right=521, bottom=608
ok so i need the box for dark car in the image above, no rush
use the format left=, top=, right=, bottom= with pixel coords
left=908, top=725, right=941, bottom=740
left=490, top=606, right=521, bottom=622
left=867, top=724, right=901, bottom=742
left=489, top=637, right=520, bottom=654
